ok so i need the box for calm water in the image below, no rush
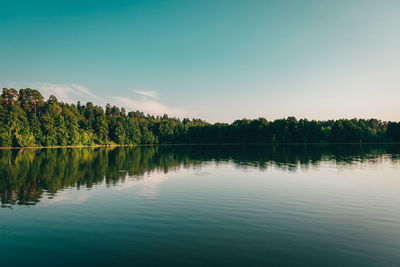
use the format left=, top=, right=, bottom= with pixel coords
left=1, top=145, right=400, bottom=266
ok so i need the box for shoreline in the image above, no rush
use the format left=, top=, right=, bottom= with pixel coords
left=1, top=142, right=399, bottom=150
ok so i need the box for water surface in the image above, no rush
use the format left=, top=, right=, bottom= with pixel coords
left=1, top=145, right=400, bottom=266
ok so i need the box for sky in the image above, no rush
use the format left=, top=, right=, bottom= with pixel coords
left=0, top=0, right=399, bottom=122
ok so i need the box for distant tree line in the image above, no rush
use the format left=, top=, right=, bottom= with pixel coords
left=0, top=88, right=399, bottom=147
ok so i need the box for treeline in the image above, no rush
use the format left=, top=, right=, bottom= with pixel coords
left=0, top=88, right=399, bottom=147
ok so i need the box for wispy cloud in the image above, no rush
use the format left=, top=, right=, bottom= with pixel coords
left=69, top=83, right=97, bottom=99
left=130, top=89, right=158, bottom=99
left=0, top=82, right=187, bottom=117
left=0, top=82, right=99, bottom=104
left=112, top=89, right=186, bottom=116
left=112, top=96, right=185, bottom=116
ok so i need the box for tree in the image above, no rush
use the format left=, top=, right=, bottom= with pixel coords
left=93, top=114, right=109, bottom=144
left=0, top=88, right=398, bottom=147
left=387, top=122, right=400, bottom=142
left=48, top=95, right=58, bottom=105
left=2, top=88, right=19, bottom=106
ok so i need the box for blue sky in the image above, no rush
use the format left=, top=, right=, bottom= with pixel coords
left=1, top=0, right=399, bottom=122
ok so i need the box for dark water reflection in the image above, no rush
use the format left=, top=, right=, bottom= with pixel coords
left=2, top=144, right=400, bottom=267
left=1, top=144, right=399, bottom=206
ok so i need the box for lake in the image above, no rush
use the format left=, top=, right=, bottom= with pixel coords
left=1, top=145, right=400, bottom=266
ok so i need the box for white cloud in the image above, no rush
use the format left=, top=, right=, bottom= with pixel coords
left=70, top=83, right=97, bottom=98
left=33, top=82, right=101, bottom=103
left=0, top=81, right=187, bottom=117
left=130, top=89, right=158, bottom=99
left=117, top=89, right=185, bottom=116
left=112, top=96, right=185, bottom=116
left=0, top=82, right=99, bottom=104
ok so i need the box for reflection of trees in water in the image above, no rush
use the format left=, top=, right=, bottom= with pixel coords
left=1, top=144, right=399, bottom=206
left=226, top=145, right=400, bottom=172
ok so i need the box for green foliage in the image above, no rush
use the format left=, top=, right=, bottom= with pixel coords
left=387, top=122, right=400, bottom=142
left=0, top=88, right=398, bottom=147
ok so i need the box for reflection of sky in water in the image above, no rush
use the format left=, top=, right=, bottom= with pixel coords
left=40, top=171, right=171, bottom=205
left=1, top=147, right=400, bottom=266
left=1, top=146, right=399, bottom=209
left=36, top=158, right=400, bottom=210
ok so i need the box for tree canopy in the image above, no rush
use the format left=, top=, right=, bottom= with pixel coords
left=0, top=88, right=399, bottom=147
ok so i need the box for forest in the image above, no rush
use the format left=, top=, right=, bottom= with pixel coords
left=0, top=88, right=400, bottom=147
